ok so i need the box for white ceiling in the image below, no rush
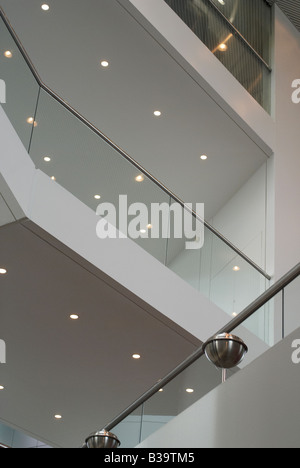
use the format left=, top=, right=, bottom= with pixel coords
left=0, top=219, right=200, bottom=447
left=0, top=0, right=268, bottom=220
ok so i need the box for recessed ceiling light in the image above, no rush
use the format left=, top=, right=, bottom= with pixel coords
left=0, top=269, right=7, bottom=275
left=132, top=354, right=141, bottom=360
left=4, top=51, right=12, bottom=58
left=70, top=314, right=79, bottom=320
left=41, top=4, right=50, bottom=11
left=186, top=388, right=194, bottom=394
left=26, top=117, right=37, bottom=127
left=0, top=386, right=4, bottom=390
left=158, top=388, right=164, bottom=393
left=54, top=415, right=62, bottom=420
left=233, top=266, right=240, bottom=272
left=154, top=111, right=162, bottom=117
left=51, top=176, right=56, bottom=181
left=101, top=61, right=109, bottom=68
left=200, top=155, right=208, bottom=160
left=218, top=0, right=226, bottom=5
left=94, top=195, right=101, bottom=200
left=232, top=312, right=238, bottom=317
left=44, top=156, right=51, bottom=162
left=135, top=175, right=144, bottom=183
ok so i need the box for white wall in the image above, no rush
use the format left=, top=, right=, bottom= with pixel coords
left=168, top=163, right=271, bottom=342
left=210, top=163, right=267, bottom=270
left=138, top=326, right=300, bottom=448
left=209, top=162, right=272, bottom=340
left=273, top=7, right=300, bottom=280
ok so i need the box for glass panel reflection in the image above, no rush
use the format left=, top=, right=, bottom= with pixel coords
left=164, top=0, right=272, bottom=112
left=0, top=17, right=40, bottom=150
left=140, top=357, right=223, bottom=443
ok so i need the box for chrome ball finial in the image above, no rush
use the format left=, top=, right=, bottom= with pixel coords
left=203, top=333, right=248, bottom=370
left=85, top=430, right=120, bottom=449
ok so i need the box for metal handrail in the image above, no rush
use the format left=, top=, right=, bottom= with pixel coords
left=0, top=7, right=271, bottom=281
left=104, top=263, right=300, bottom=432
